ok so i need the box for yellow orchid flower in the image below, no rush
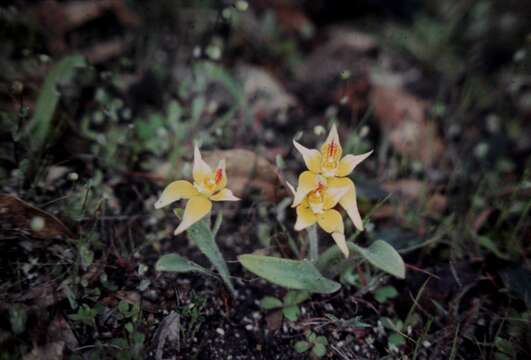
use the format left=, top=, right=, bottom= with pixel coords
left=154, top=146, right=239, bottom=235
left=287, top=181, right=351, bottom=257
left=292, top=124, right=372, bottom=231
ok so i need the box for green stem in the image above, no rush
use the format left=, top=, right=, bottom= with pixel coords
left=307, top=225, right=319, bottom=262
left=328, top=256, right=362, bottom=278
left=316, top=242, right=361, bottom=272
left=315, top=229, right=362, bottom=271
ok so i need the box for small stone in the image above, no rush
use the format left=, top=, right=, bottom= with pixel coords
left=67, top=172, right=79, bottom=181
left=30, top=216, right=45, bottom=231
left=235, top=0, right=248, bottom=12
left=10, top=81, right=24, bottom=95
left=216, top=328, right=225, bottom=336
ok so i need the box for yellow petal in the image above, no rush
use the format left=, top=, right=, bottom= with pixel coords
left=292, top=171, right=320, bottom=207
left=317, top=209, right=344, bottom=234
left=154, top=180, right=198, bottom=209
left=320, top=123, right=342, bottom=159
left=323, top=184, right=350, bottom=210
left=210, top=188, right=240, bottom=201
left=286, top=181, right=296, bottom=196
left=174, top=195, right=212, bottom=235
left=332, top=232, right=349, bottom=258
left=295, top=204, right=317, bottom=231
left=192, top=145, right=212, bottom=183
left=293, top=140, right=322, bottom=173
left=329, top=177, right=364, bottom=231
left=336, top=150, right=373, bottom=177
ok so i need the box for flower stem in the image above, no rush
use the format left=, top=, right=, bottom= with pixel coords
left=307, top=225, right=319, bottom=262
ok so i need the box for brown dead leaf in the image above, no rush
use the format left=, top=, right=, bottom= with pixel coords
left=275, top=5, right=313, bottom=35
left=83, top=37, right=133, bottom=64
left=23, top=341, right=64, bottom=360
left=370, top=86, right=445, bottom=167
left=152, top=312, right=181, bottom=359
left=265, top=310, right=283, bottom=333
left=32, top=0, right=140, bottom=56
left=237, top=65, right=297, bottom=120
left=296, top=28, right=376, bottom=106
left=383, top=179, right=427, bottom=199
left=203, top=149, right=284, bottom=202
left=383, top=179, right=447, bottom=217
left=48, top=315, right=79, bottom=351
left=0, top=194, right=75, bottom=240
left=473, top=208, right=495, bottom=233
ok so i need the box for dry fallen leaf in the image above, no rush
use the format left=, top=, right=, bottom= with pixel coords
left=23, top=341, right=64, bottom=360
left=152, top=312, right=181, bottom=359
left=383, top=179, right=447, bottom=217
left=237, top=65, right=297, bottom=120
left=0, top=194, right=75, bottom=240
left=32, top=0, right=140, bottom=57
left=370, top=86, right=445, bottom=168
left=203, top=149, right=284, bottom=202
left=296, top=28, right=376, bottom=106
left=265, top=310, right=283, bottom=333
left=48, top=315, right=79, bottom=352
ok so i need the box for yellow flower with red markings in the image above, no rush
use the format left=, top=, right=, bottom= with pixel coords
left=292, top=124, right=372, bottom=232
left=287, top=180, right=350, bottom=257
left=155, top=146, right=239, bottom=235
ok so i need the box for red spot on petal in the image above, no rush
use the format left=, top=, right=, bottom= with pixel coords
left=327, top=140, right=338, bottom=158
left=215, top=168, right=223, bottom=184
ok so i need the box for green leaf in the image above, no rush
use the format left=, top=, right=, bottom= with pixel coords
left=314, top=336, right=328, bottom=345
left=118, top=300, right=130, bottom=315
left=381, top=317, right=404, bottom=332
left=307, top=332, right=316, bottom=343
left=79, top=244, right=94, bottom=271
left=495, top=337, right=514, bottom=355
left=312, top=343, right=327, bottom=357
left=283, top=290, right=309, bottom=305
left=259, top=296, right=283, bottom=310
left=294, top=341, right=311, bottom=353
left=27, top=55, right=86, bottom=153
left=282, top=305, right=300, bottom=321
left=9, top=305, right=27, bottom=335
left=125, top=322, right=134, bottom=333
left=188, top=220, right=235, bottom=296
left=239, top=255, right=341, bottom=294
left=499, top=266, right=531, bottom=306
left=352, top=240, right=406, bottom=279
left=388, top=333, right=406, bottom=347
left=478, top=236, right=510, bottom=260
left=373, top=286, right=399, bottom=303
left=155, top=253, right=212, bottom=276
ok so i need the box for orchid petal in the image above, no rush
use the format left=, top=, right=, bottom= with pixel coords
left=320, top=123, right=342, bottom=159
left=174, top=195, right=212, bottom=235
left=336, top=150, right=373, bottom=177
left=210, top=188, right=240, bottom=201
left=295, top=204, right=318, bottom=231
left=292, top=171, right=320, bottom=207
left=293, top=140, right=322, bottom=173
left=192, top=145, right=212, bottom=183
left=317, top=209, right=344, bottom=234
left=154, top=180, right=198, bottom=209
left=329, top=177, right=364, bottom=231
left=286, top=181, right=296, bottom=197
left=331, top=232, right=349, bottom=258
left=323, top=184, right=350, bottom=210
